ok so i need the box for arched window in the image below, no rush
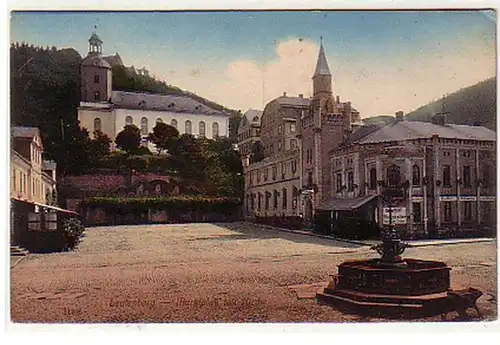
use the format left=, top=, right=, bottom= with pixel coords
left=199, top=121, right=206, bottom=138
left=156, top=118, right=163, bottom=123
left=140, top=117, right=148, bottom=136
left=94, top=117, right=102, bottom=132
left=412, top=165, right=421, bottom=186
left=387, top=164, right=401, bottom=187
left=282, top=188, right=287, bottom=209
left=171, top=119, right=177, bottom=129
left=125, top=116, right=133, bottom=125
left=212, top=122, right=219, bottom=138
left=369, top=168, right=377, bottom=190
left=185, top=120, right=192, bottom=134
left=292, top=186, right=298, bottom=209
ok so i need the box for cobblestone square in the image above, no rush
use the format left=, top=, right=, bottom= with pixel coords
left=10, top=222, right=497, bottom=323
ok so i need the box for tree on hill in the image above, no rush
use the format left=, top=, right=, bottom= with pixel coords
left=250, top=141, right=265, bottom=164
left=148, top=122, right=179, bottom=155
left=115, top=125, right=141, bottom=154
left=88, top=130, right=112, bottom=166
left=404, top=77, right=496, bottom=131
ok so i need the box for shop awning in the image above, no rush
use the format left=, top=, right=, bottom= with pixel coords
left=318, top=194, right=378, bottom=211
left=11, top=197, right=79, bottom=215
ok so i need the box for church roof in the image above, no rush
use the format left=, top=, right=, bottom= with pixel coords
left=103, top=53, right=124, bottom=67
left=313, top=42, right=331, bottom=77
left=110, top=91, right=230, bottom=116
left=89, top=33, right=103, bottom=43
left=82, top=55, right=111, bottom=68
left=11, top=126, right=40, bottom=139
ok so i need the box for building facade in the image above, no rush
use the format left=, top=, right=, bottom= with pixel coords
left=77, top=32, right=230, bottom=152
left=10, top=127, right=57, bottom=205
left=324, top=115, right=496, bottom=237
left=241, top=41, right=360, bottom=221
left=241, top=39, right=496, bottom=237
left=236, top=109, right=263, bottom=157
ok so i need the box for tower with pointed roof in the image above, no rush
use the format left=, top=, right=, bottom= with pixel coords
left=80, top=31, right=112, bottom=103
left=298, top=38, right=355, bottom=222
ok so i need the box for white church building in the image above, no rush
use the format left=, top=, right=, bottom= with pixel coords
left=77, top=32, right=230, bottom=151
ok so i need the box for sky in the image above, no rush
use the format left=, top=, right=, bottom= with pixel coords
left=9, top=10, right=497, bottom=118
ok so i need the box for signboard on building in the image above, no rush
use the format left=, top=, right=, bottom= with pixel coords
left=383, top=207, right=407, bottom=225
left=439, top=195, right=458, bottom=201
left=480, top=196, right=495, bottom=202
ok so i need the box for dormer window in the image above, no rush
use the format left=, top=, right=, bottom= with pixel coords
left=168, top=102, right=175, bottom=108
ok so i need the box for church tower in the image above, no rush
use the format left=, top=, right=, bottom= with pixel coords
left=299, top=38, right=352, bottom=220
left=80, top=31, right=112, bottom=103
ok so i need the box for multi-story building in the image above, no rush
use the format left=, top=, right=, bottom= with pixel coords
left=241, top=39, right=496, bottom=237
left=77, top=32, right=230, bottom=152
left=236, top=109, right=262, bottom=158
left=324, top=112, right=496, bottom=237
left=10, top=126, right=57, bottom=205
left=242, top=41, right=360, bottom=220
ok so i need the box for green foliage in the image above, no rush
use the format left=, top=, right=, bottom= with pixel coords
left=362, top=115, right=395, bottom=125
left=82, top=196, right=241, bottom=213
left=250, top=140, right=265, bottom=163
left=61, top=217, right=85, bottom=250
left=405, top=77, right=496, bottom=131
left=115, top=125, right=141, bottom=154
left=148, top=122, right=179, bottom=154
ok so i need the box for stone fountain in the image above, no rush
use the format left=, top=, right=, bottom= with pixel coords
left=316, top=186, right=481, bottom=319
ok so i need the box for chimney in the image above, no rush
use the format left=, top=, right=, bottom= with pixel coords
left=299, top=94, right=304, bottom=98
left=283, top=92, right=287, bottom=97
left=431, top=114, right=446, bottom=126
left=395, top=111, right=404, bottom=122
left=336, top=95, right=340, bottom=103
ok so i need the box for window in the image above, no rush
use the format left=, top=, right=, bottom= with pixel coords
left=307, top=171, right=313, bottom=186
left=185, top=120, right=192, bottom=134
left=12, top=169, right=16, bottom=191
left=125, top=116, right=133, bottom=125
left=292, top=187, right=298, bottom=209
left=387, top=164, right=401, bottom=187
left=482, top=166, right=490, bottom=188
left=282, top=188, right=287, bottom=209
left=94, top=74, right=100, bottom=83
left=198, top=121, right=206, bottom=137
left=443, top=165, right=451, bottom=187
left=273, top=190, right=278, bottom=209
left=291, top=160, right=297, bottom=174
left=369, top=168, right=377, bottom=190
left=281, top=162, right=286, bottom=178
left=290, top=123, right=296, bottom=132
left=156, top=118, right=163, bottom=123
left=412, top=165, right=421, bottom=186
left=278, top=141, right=282, bottom=151
left=412, top=202, right=422, bottom=222
left=290, top=139, right=297, bottom=150
left=171, top=119, right=177, bottom=128
left=463, top=166, right=471, bottom=187
left=140, top=117, right=148, bottom=136
left=258, top=193, right=262, bottom=210
left=94, top=91, right=100, bottom=101
left=257, top=170, right=261, bottom=182
left=251, top=194, right=255, bottom=210
left=444, top=202, right=452, bottom=222
left=336, top=173, right=342, bottom=192
left=278, top=125, right=283, bottom=135
left=93, top=118, right=102, bottom=132
left=265, top=192, right=270, bottom=210
left=347, top=171, right=354, bottom=192
left=264, top=168, right=269, bottom=181
left=464, top=202, right=473, bottom=221
left=212, top=122, right=219, bottom=138
left=272, top=166, right=277, bottom=180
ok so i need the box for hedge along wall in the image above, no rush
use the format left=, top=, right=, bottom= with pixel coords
left=80, top=196, right=243, bottom=226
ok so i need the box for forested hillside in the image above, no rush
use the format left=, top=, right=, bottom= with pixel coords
left=405, top=77, right=496, bottom=130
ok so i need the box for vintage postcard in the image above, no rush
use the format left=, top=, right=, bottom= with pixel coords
left=6, top=4, right=498, bottom=331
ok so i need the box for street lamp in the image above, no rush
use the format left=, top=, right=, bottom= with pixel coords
left=371, top=183, right=409, bottom=267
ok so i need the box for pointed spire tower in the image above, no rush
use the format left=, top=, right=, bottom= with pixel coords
left=312, top=37, right=333, bottom=99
